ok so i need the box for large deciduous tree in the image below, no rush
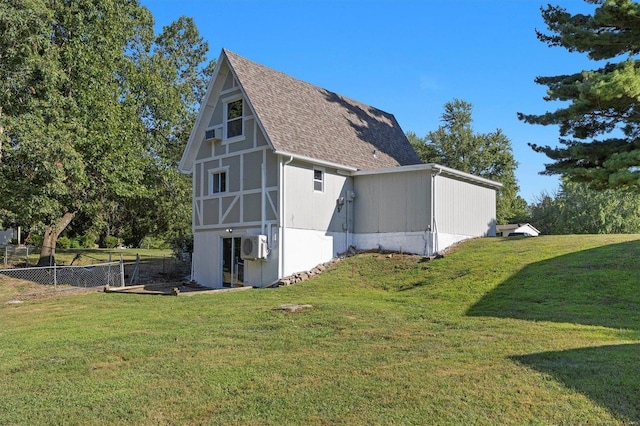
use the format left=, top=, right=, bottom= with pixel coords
left=409, top=99, right=527, bottom=224
left=518, top=0, right=640, bottom=189
left=0, top=0, right=212, bottom=264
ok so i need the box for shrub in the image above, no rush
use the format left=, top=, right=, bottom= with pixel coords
left=57, top=236, right=72, bottom=249
left=26, top=233, right=43, bottom=247
left=171, top=234, right=193, bottom=257
left=139, top=235, right=169, bottom=249
left=81, top=235, right=96, bottom=249
left=104, top=235, right=119, bottom=249
left=69, top=238, right=81, bottom=249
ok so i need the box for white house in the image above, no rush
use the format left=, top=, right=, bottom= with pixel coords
left=179, top=49, right=502, bottom=288
left=496, top=223, right=541, bottom=237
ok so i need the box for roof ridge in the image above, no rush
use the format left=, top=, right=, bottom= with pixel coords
left=221, top=48, right=420, bottom=170
left=223, top=48, right=394, bottom=118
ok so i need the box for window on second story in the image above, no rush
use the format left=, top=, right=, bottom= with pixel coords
left=209, top=170, right=227, bottom=195
left=226, top=98, right=243, bottom=139
left=313, top=169, right=324, bottom=192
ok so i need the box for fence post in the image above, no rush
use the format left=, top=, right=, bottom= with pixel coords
left=119, top=254, right=125, bottom=287
left=130, top=253, right=140, bottom=285
left=25, top=246, right=29, bottom=267
left=53, top=262, right=57, bottom=289
left=4, top=246, right=7, bottom=266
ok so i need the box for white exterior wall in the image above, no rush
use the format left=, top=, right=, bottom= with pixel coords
left=353, top=231, right=433, bottom=255
left=279, top=161, right=354, bottom=276
left=351, top=166, right=498, bottom=256
left=353, top=170, right=431, bottom=234
left=193, top=227, right=279, bottom=288
left=192, top=230, right=220, bottom=286
left=281, top=228, right=338, bottom=276
left=434, top=174, right=497, bottom=238
left=283, top=162, right=352, bottom=232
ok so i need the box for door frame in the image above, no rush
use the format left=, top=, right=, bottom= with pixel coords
left=221, top=236, right=244, bottom=287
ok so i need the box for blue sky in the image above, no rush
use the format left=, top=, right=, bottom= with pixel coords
left=142, top=0, right=598, bottom=202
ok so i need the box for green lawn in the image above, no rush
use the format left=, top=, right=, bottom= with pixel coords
left=1, top=235, right=639, bottom=425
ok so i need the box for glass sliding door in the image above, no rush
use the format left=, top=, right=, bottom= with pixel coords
left=222, top=237, right=244, bottom=287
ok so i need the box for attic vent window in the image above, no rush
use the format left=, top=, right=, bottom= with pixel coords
left=226, top=98, right=243, bottom=138
left=313, top=169, right=324, bottom=192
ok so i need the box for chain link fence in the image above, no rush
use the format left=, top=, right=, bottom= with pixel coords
left=2, top=245, right=36, bottom=266
left=0, top=245, right=191, bottom=289
left=123, top=253, right=191, bottom=285
left=0, top=262, right=123, bottom=288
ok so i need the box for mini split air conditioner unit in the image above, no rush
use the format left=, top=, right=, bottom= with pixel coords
left=241, top=235, right=268, bottom=260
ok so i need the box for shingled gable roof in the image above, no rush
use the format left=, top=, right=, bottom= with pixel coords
left=222, top=49, right=420, bottom=170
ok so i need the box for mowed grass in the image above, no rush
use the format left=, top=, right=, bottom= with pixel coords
left=1, top=235, right=639, bottom=425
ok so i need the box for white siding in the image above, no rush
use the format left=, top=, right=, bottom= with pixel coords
left=192, top=230, right=220, bottom=287
left=284, top=162, right=352, bottom=232
left=281, top=228, right=337, bottom=277
left=353, top=170, right=431, bottom=233
left=434, top=175, right=496, bottom=237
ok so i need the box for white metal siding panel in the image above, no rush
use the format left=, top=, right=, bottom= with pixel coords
left=284, top=162, right=351, bottom=232
left=405, top=171, right=430, bottom=231
left=434, top=175, right=496, bottom=237
left=353, top=170, right=430, bottom=233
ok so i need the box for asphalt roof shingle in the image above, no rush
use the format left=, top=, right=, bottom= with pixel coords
left=224, top=49, right=420, bottom=171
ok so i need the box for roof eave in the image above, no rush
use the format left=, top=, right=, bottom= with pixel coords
left=274, top=150, right=359, bottom=172
left=352, top=163, right=503, bottom=189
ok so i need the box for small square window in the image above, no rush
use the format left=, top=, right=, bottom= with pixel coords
left=313, top=169, right=324, bottom=192
left=210, top=171, right=227, bottom=194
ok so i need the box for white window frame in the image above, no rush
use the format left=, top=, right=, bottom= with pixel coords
left=223, top=95, right=244, bottom=142
left=208, top=167, right=229, bottom=195
left=313, top=168, right=324, bottom=193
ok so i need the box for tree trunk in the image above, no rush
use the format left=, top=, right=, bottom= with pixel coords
left=37, top=212, right=75, bottom=266
left=0, top=106, right=4, bottom=163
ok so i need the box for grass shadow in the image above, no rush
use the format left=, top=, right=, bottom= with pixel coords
left=512, top=343, right=640, bottom=422
left=467, top=239, right=640, bottom=331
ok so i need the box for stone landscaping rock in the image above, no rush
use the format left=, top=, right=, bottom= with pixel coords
left=273, top=303, right=313, bottom=313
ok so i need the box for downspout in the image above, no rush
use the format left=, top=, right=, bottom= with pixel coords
left=431, top=167, right=443, bottom=254
left=279, top=155, right=294, bottom=278
left=345, top=190, right=349, bottom=251
left=260, top=160, right=266, bottom=287
left=261, top=161, right=266, bottom=236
